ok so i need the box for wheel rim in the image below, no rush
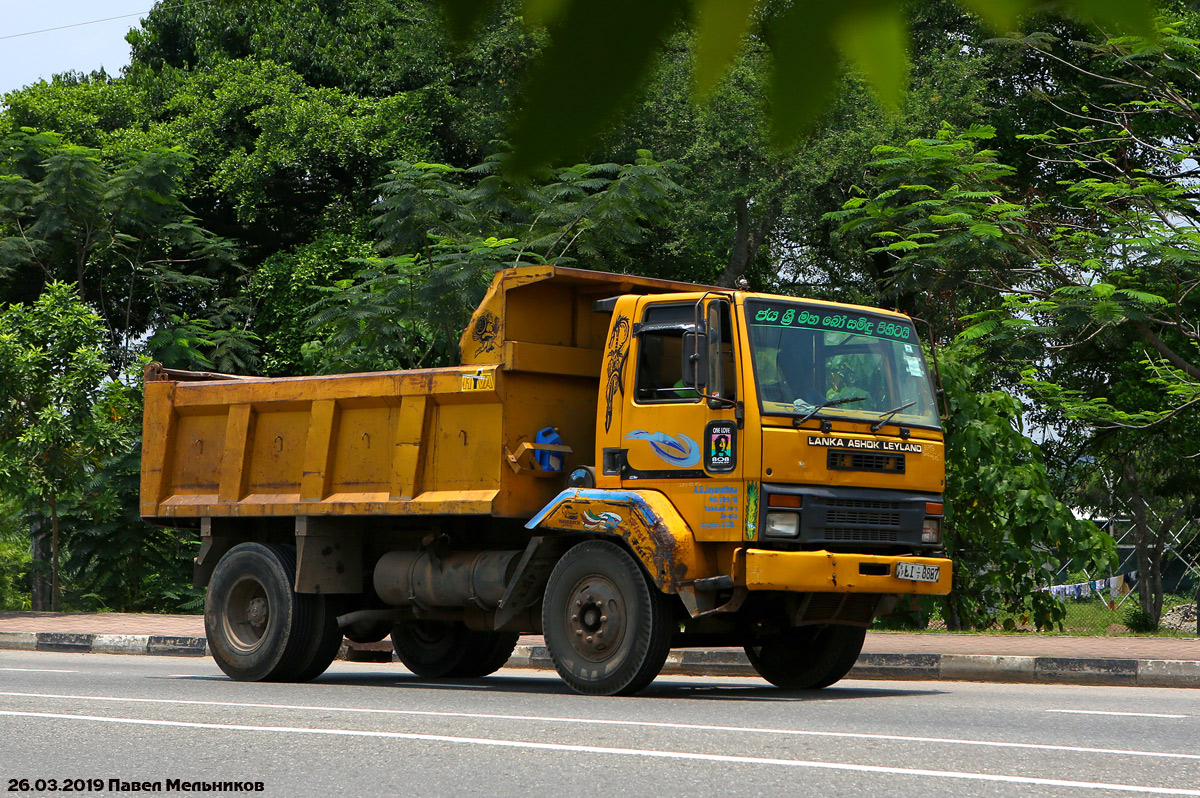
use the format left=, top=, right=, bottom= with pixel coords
left=562, top=575, right=626, bottom=662
left=223, top=574, right=271, bottom=653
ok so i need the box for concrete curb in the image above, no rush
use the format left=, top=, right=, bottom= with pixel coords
left=503, top=647, right=1200, bottom=688
left=3, top=634, right=1198, bottom=688
left=0, top=632, right=213, bottom=658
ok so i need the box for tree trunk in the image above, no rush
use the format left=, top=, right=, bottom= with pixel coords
left=1122, top=456, right=1164, bottom=628
left=50, top=490, right=60, bottom=612
left=716, top=196, right=774, bottom=288
left=29, top=515, right=51, bottom=611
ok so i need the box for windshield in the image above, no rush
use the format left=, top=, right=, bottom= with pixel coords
left=746, top=299, right=940, bottom=429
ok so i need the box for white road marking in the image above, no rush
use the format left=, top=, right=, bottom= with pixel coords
left=0, top=668, right=76, bottom=673
left=397, top=682, right=493, bottom=691
left=1048, top=710, right=1187, bottom=719
left=0, top=709, right=1195, bottom=795
left=0, top=691, right=1196, bottom=761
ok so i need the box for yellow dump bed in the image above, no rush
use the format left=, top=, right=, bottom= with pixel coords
left=140, top=265, right=710, bottom=523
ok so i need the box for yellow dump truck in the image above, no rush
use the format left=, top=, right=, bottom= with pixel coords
left=141, top=265, right=951, bottom=695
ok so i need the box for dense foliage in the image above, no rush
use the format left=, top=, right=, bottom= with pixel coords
left=0, top=0, right=1194, bottom=626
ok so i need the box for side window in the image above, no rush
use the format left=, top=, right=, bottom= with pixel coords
left=707, top=300, right=737, bottom=402
left=635, top=304, right=699, bottom=403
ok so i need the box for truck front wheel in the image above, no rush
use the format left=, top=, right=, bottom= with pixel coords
left=542, top=540, right=672, bottom=696
left=205, top=543, right=333, bottom=682
left=744, top=624, right=866, bottom=689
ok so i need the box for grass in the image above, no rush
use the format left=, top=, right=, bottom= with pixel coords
left=875, top=593, right=1199, bottom=636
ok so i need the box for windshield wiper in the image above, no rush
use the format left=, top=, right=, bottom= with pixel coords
left=792, top=395, right=866, bottom=427
left=870, top=401, right=917, bottom=432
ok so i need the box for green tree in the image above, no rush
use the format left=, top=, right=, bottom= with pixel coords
left=308, top=149, right=682, bottom=371
left=246, top=231, right=377, bottom=376
left=0, top=284, right=130, bottom=610
left=829, top=15, right=1200, bottom=626
left=608, top=4, right=997, bottom=292
left=64, top=433, right=202, bottom=614
left=0, top=128, right=253, bottom=374
left=939, top=342, right=1116, bottom=630
left=126, top=0, right=533, bottom=158
left=438, top=0, right=1154, bottom=173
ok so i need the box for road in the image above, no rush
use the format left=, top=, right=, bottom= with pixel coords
left=0, top=650, right=1197, bottom=797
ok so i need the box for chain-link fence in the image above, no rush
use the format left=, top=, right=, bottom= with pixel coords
left=1048, top=513, right=1200, bottom=635
left=906, top=510, right=1200, bottom=635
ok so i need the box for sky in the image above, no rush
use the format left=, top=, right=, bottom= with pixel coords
left=0, top=1, right=151, bottom=96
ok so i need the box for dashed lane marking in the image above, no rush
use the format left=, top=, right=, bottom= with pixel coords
left=1048, top=710, right=1187, bottom=719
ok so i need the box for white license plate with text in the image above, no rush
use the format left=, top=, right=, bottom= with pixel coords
left=895, top=562, right=940, bottom=583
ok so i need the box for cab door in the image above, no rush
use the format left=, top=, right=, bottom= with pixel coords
left=619, top=296, right=746, bottom=542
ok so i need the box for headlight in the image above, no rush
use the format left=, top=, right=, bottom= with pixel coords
left=765, top=511, right=799, bottom=537
left=922, top=517, right=941, bottom=544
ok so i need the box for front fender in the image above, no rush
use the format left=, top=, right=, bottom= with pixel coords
left=526, top=488, right=698, bottom=592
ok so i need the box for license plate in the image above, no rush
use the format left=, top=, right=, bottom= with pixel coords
left=895, top=561, right=940, bottom=583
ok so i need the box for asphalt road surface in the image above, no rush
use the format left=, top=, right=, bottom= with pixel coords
left=0, top=650, right=1197, bottom=797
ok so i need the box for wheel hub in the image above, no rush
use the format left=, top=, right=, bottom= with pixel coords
left=224, top=575, right=270, bottom=652
left=246, top=597, right=268, bottom=630
left=565, top=577, right=624, bottom=661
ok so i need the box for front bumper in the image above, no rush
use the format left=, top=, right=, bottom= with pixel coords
left=736, top=549, right=952, bottom=595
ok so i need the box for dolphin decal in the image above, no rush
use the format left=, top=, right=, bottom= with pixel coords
left=582, top=510, right=622, bottom=530
left=624, top=430, right=701, bottom=468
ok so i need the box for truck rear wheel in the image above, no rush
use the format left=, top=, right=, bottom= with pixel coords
left=452, top=630, right=520, bottom=677
left=391, top=622, right=518, bottom=678
left=292, top=595, right=346, bottom=682
left=205, top=543, right=321, bottom=682
left=744, top=624, right=866, bottom=689
left=542, top=540, right=672, bottom=696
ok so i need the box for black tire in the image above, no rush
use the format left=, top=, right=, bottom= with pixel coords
left=542, top=540, right=673, bottom=696
left=744, top=624, right=866, bottom=690
left=450, top=631, right=520, bottom=677
left=391, top=621, right=472, bottom=677
left=391, top=622, right=518, bottom=679
left=205, top=543, right=317, bottom=682
left=291, top=595, right=346, bottom=682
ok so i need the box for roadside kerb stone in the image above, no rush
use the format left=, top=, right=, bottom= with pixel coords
left=36, top=632, right=94, bottom=653
left=507, top=644, right=553, bottom=670
left=148, top=635, right=208, bottom=657
left=940, top=654, right=1036, bottom=682
left=1034, top=656, right=1138, bottom=686
left=665, top=649, right=754, bottom=676
left=0, top=631, right=37, bottom=650
left=1137, top=659, right=1200, bottom=688
left=850, top=652, right=941, bottom=680
left=92, top=635, right=150, bottom=655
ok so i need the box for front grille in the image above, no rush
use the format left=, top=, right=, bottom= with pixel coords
left=824, top=527, right=899, bottom=542
left=827, top=498, right=903, bottom=510
left=827, top=509, right=902, bottom=526
left=827, top=449, right=905, bottom=473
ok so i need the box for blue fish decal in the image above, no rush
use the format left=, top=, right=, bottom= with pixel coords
left=624, top=430, right=701, bottom=468
left=582, top=510, right=622, bottom=530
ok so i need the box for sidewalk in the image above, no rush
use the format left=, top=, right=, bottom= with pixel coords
left=2, top=611, right=1198, bottom=688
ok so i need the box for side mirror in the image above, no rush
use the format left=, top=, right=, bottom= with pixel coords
left=681, top=331, right=709, bottom=389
